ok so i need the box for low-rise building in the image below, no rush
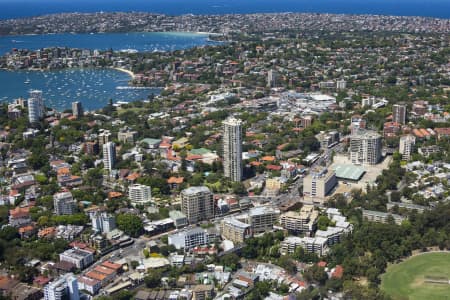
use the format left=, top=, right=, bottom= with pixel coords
left=280, top=236, right=328, bottom=256
left=362, top=209, right=405, bottom=225
left=59, top=248, right=94, bottom=270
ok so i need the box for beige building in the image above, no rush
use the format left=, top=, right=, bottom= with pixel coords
left=303, top=168, right=337, bottom=200
left=220, top=217, right=252, bottom=244
left=245, top=205, right=280, bottom=234
left=279, top=205, right=319, bottom=236
left=192, top=284, right=214, bottom=300
left=181, top=186, right=214, bottom=224
left=265, top=178, right=282, bottom=197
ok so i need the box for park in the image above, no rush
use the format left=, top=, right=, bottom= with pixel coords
left=381, top=252, right=450, bottom=300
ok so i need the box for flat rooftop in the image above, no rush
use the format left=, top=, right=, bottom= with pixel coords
left=333, top=164, right=366, bottom=181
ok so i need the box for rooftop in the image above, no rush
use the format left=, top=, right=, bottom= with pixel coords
left=333, top=164, right=366, bottom=181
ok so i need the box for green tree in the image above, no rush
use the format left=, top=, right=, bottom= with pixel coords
left=116, top=214, right=143, bottom=237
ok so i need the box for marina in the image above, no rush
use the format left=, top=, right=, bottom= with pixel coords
left=0, top=68, right=161, bottom=111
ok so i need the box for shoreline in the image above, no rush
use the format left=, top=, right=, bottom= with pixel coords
left=112, top=67, right=135, bottom=79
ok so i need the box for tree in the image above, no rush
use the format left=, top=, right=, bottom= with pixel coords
left=144, top=270, right=162, bottom=288
left=116, top=214, right=143, bottom=237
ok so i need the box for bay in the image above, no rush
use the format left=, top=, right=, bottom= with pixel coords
left=0, top=31, right=218, bottom=55
left=0, top=68, right=161, bottom=111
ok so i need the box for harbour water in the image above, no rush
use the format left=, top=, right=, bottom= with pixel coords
left=0, top=31, right=217, bottom=111
left=0, top=31, right=219, bottom=55
left=0, top=68, right=161, bottom=111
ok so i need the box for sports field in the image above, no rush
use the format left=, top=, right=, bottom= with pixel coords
left=381, top=252, right=450, bottom=300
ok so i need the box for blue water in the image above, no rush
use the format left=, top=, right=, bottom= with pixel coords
left=1, top=0, right=449, bottom=19
left=0, top=32, right=218, bottom=55
left=0, top=68, right=161, bottom=111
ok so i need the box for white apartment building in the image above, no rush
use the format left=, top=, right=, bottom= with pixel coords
left=399, top=134, right=416, bottom=161
left=168, top=227, right=210, bottom=250
left=54, top=192, right=77, bottom=215
left=91, top=211, right=116, bottom=233
left=349, top=129, right=382, bottom=165
left=181, top=186, right=214, bottom=224
left=28, top=90, right=45, bottom=123
left=102, top=142, right=116, bottom=172
left=128, top=184, right=152, bottom=206
left=223, top=116, right=243, bottom=182
left=44, top=273, right=79, bottom=300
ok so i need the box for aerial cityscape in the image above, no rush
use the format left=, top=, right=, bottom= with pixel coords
left=0, top=1, right=449, bottom=300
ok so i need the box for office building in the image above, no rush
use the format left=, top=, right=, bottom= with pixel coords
left=128, top=184, right=152, bottom=206
left=91, top=212, right=116, bottom=233
left=303, top=168, right=337, bottom=200
left=59, top=248, right=94, bottom=269
left=279, top=205, right=319, bottom=236
left=223, top=116, right=243, bottom=182
left=392, top=104, right=407, bottom=124
left=44, top=273, right=79, bottom=300
left=181, top=186, right=214, bottom=224
left=28, top=90, right=45, bottom=124
left=102, top=142, right=116, bottom=172
left=220, top=217, right=252, bottom=244
left=54, top=192, right=77, bottom=215
left=71, top=101, right=83, bottom=119
left=316, top=131, right=340, bottom=150
left=349, top=129, right=382, bottom=165
left=399, top=134, right=416, bottom=161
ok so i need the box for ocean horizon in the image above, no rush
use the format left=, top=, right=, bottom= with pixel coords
left=1, top=0, right=450, bottom=20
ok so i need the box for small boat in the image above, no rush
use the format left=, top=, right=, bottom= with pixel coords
left=24, top=78, right=31, bottom=84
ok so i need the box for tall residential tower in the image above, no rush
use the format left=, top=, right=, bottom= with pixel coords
left=223, top=116, right=243, bottom=182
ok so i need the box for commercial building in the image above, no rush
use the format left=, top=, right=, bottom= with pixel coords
left=303, top=168, right=337, bottom=200
left=54, top=192, right=77, bottom=215
left=392, top=104, right=407, bottom=124
left=333, top=164, right=366, bottom=182
left=316, top=131, right=340, bottom=150
left=181, top=186, right=214, bottom=224
left=220, top=217, right=252, bottom=244
left=28, top=90, right=45, bottom=124
left=168, top=227, right=210, bottom=250
left=59, top=248, right=94, bottom=270
left=128, top=184, right=152, bottom=206
left=349, top=129, right=382, bottom=165
left=280, top=236, right=328, bottom=256
left=44, top=273, right=79, bottom=300
left=223, top=116, right=243, bottom=182
left=267, top=69, right=278, bottom=88
left=102, top=142, right=116, bottom=172
left=90, top=211, right=116, bottom=233
left=169, top=210, right=188, bottom=228
left=279, top=205, right=319, bottom=236
left=399, top=134, right=416, bottom=161
left=71, top=101, right=83, bottom=119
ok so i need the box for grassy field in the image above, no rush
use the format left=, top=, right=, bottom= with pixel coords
left=381, top=252, right=450, bottom=300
